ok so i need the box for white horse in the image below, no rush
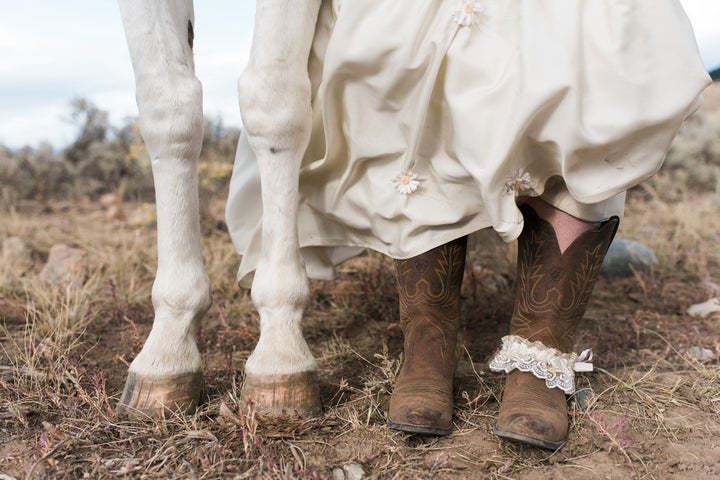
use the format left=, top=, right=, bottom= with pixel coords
left=116, top=0, right=322, bottom=417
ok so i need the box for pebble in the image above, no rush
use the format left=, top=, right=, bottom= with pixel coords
left=332, top=462, right=365, bottom=480
left=601, top=238, right=657, bottom=278
left=39, top=244, right=87, bottom=288
left=687, top=298, right=720, bottom=318
left=686, top=346, right=714, bottom=361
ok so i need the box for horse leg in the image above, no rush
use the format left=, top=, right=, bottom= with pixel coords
left=238, top=0, right=323, bottom=416
left=116, top=0, right=211, bottom=417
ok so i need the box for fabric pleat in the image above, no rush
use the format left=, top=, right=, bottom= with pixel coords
left=227, top=0, right=710, bottom=287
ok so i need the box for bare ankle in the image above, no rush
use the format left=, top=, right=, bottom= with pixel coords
left=524, top=198, right=600, bottom=253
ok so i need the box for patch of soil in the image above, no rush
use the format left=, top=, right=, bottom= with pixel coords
left=2, top=189, right=720, bottom=479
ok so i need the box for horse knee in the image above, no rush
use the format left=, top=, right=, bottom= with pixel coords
left=136, top=72, right=204, bottom=163
left=238, top=67, right=312, bottom=153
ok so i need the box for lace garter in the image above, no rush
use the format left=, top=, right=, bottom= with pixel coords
left=489, top=335, right=593, bottom=394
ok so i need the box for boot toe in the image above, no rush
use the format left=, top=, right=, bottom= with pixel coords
left=388, top=401, right=453, bottom=435
left=494, top=412, right=567, bottom=450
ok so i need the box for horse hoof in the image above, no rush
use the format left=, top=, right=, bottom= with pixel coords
left=241, top=370, right=321, bottom=417
left=116, top=371, right=203, bottom=418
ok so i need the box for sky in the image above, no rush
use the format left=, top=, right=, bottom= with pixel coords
left=1, top=0, right=719, bottom=149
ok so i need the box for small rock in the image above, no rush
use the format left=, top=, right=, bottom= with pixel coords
left=332, top=463, right=365, bottom=480
left=39, top=244, right=87, bottom=288
left=686, top=346, right=714, bottom=361
left=687, top=298, right=720, bottom=318
left=601, top=238, right=657, bottom=278
left=2, top=236, right=33, bottom=277
left=572, top=388, right=594, bottom=410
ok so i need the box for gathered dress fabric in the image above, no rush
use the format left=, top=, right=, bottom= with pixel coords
left=226, top=0, right=710, bottom=287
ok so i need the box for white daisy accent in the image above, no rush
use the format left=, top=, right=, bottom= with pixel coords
left=392, top=171, right=420, bottom=195
left=452, top=1, right=485, bottom=27
left=504, top=168, right=534, bottom=196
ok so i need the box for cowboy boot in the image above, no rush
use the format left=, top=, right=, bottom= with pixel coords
left=387, top=236, right=467, bottom=435
left=490, top=204, right=618, bottom=449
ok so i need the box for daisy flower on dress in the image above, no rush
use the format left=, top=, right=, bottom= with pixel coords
left=504, top=168, right=534, bottom=196
left=452, top=1, right=485, bottom=27
left=392, top=171, right=420, bottom=195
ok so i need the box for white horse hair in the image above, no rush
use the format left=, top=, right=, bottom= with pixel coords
left=117, top=0, right=323, bottom=417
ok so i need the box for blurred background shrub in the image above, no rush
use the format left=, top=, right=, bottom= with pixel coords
left=1, top=91, right=718, bottom=212
left=0, top=98, right=239, bottom=211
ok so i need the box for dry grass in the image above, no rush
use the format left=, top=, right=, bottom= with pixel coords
left=2, top=87, right=720, bottom=480
left=1, top=188, right=719, bottom=480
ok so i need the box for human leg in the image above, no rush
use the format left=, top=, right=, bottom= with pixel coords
left=491, top=199, right=618, bottom=448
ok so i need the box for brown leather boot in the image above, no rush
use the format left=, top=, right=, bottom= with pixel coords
left=491, top=205, right=618, bottom=449
left=387, top=236, right=467, bottom=435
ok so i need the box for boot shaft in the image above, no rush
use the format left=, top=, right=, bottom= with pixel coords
left=510, top=205, right=618, bottom=353
left=394, top=236, right=467, bottom=329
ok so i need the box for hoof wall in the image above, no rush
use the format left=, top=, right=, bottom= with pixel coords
left=116, top=371, right=202, bottom=418
left=241, top=370, right=321, bottom=417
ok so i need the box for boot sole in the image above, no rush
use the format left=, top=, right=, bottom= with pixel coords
left=387, top=418, right=452, bottom=436
left=493, top=425, right=566, bottom=450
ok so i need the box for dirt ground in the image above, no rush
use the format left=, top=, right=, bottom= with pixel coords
left=1, top=86, right=719, bottom=479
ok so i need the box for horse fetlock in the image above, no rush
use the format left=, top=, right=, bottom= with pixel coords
left=152, top=268, right=212, bottom=314
left=251, top=274, right=310, bottom=314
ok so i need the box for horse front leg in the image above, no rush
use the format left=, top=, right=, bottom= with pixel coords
left=238, top=0, right=323, bottom=416
left=116, top=0, right=211, bottom=417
